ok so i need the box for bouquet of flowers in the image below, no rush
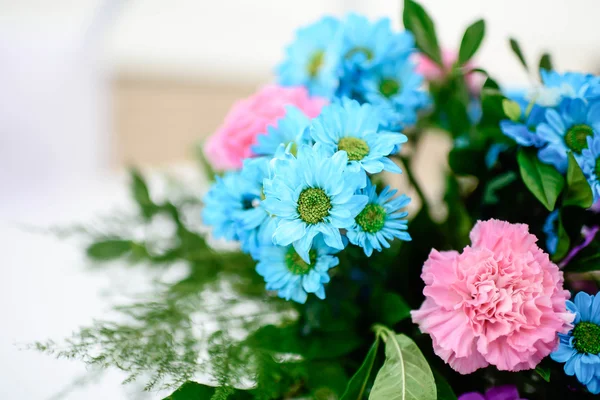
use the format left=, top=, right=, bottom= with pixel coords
left=36, top=1, right=600, bottom=399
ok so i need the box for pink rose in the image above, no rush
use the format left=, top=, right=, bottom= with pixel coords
left=204, top=85, right=326, bottom=170
left=411, top=219, right=573, bottom=374
left=415, top=49, right=482, bottom=94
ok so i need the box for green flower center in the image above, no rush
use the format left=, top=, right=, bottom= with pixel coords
left=565, top=124, right=593, bottom=154
left=379, top=78, right=400, bottom=98
left=345, top=46, right=374, bottom=61
left=338, top=137, right=370, bottom=161
left=297, top=188, right=331, bottom=224
left=285, top=248, right=317, bottom=275
left=284, top=141, right=298, bottom=156
left=573, top=321, right=600, bottom=355
left=355, top=203, right=386, bottom=233
left=307, top=50, right=325, bottom=78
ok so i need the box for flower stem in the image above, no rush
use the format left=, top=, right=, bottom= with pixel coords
left=398, top=155, right=429, bottom=213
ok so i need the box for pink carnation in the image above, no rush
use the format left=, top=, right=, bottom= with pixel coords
left=415, top=49, right=482, bottom=94
left=204, top=85, right=326, bottom=170
left=411, top=219, right=573, bottom=374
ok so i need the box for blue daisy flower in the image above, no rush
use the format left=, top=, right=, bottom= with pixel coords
left=255, top=235, right=339, bottom=304
left=551, top=292, right=600, bottom=395
left=580, top=134, right=600, bottom=203
left=536, top=70, right=600, bottom=106
left=262, top=143, right=368, bottom=262
left=338, top=14, right=414, bottom=97
left=310, top=99, right=406, bottom=180
left=277, top=16, right=344, bottom=98
left=358, top=58, right=430, bottom=129
left=500, top=90, right=547, bottom=147
left=536, top=98, right=600, bottom=173
left=346, top=180, right=411, bottom=256
left=252, top=106, right=313, bottom=157
left=202, top=157, right=275, bottom=258
left=543, top=210, right=559, bottom=255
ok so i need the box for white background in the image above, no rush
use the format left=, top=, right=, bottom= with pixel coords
left=1, top=0, right=600, bottom=398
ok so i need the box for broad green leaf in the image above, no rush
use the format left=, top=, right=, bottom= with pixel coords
left=539, top=53, right=553, bottom=78
left=509, top=38, right=528, bottom=71
left=565, top=253, right=600, bottom=273
left=369, top=332, right=436, bottom=400
left=379, top=293, right=411, bottom=325
left=341, top=340, right=380, bottom=400
left=563, top=152, right=593, bottom=208
left=433, top=370, right=457, bottom=400
left=502, top=99, right=521, bottom=121
left=86, top=239, right=133, bottom=261
left=535, top=365, right=551, bottom=383
left=403, top=0, right=442, bottom=66
left=458, top=19, right=485, bottom=65
left=552, top=212, right=570, bottom=262
left=163, top=381, right=216, bottom=399
left=517, top=148, right=564, bottom=211
left=130, top=168, right=157, bottom=219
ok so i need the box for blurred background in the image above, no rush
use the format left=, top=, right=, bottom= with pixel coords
left=1, top=0, right=600, bottom=398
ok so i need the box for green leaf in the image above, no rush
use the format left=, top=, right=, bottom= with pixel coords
left=509, top=38, right=528, bottom=71
left=247, top=324, right=362, bottom=360
left=458, top=19, right=485, bottom=65
left=130, top=168, right=157, bottom=220
left=448, top=147, right=486, bottom=176
left=502, top=99, right=521, bottom=121
left=563, top=152, right=593, bottom=208
left=163, top=381, right=216, bottom=399
left=539, top=53, right=553, bottom=78
left=517, top=148, right=565, bottom=211
left=341, top=340, right=380, bottom=400
left=552, top=212, right=571, bottom=262
left=565, top=252, right=600, bottom=273
left=433, top=370, right=457, bottom=400
left=379, top=293, right=411, bottom=325
left=535, top=365, right=551, bottom=383
left=309, top=361, right=349, bottom=397
left=403, top=0, right=443, bottom=66
left=369, top=331, right=436, bottom=400
left=86, top=239, right=133, bottom=261
left=483, top=172, right=517, bottom=204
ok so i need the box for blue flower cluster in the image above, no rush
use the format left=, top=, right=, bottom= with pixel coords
left=551, top=292, right=600, bottom=394
left=203, top=100, right=412, bottom=303
left=500, top=70, right=600, bottom=202
left=277, top=14, right=429, bottom=130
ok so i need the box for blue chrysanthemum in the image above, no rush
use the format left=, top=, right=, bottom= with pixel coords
left=536, top=98, right=600, bottom=173
left=543, top=210, right=559, bottom=255
left=338, top=14, right=413, bottom=91
left=262, top=144, right=368, bottom=262
left=252, top=106, right=313, bottom=157
left=277, top=16, right=344, bottom=98
left=359, top=58, right=430, bottom=129
left=346, top=181, right=411, bottom=256
left=580, top=134, right=600, bottom=203
left=256, top=235, right=339, bottom=304
left=310, top=99, right=406, bottom=180
left=533, top=70, right=600, bottom=106
left=202, top=157, right=276, bottom=258
left=500, top=90, right=547, bottom=147
left=551, top=292, right=600, bottom=394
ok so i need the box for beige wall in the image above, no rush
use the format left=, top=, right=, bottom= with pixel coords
left=112, top=75, right=262, bottom=167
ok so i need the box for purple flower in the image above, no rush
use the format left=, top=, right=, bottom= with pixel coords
left=458, top=385, right=526, bottom=400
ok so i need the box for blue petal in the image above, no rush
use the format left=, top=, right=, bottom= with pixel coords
left=575, top=292, right=594, bottom=321
left=273, top=219, right=306, bottom=246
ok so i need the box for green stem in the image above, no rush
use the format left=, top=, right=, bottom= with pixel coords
left=398, top=155, right=429, bottom=213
